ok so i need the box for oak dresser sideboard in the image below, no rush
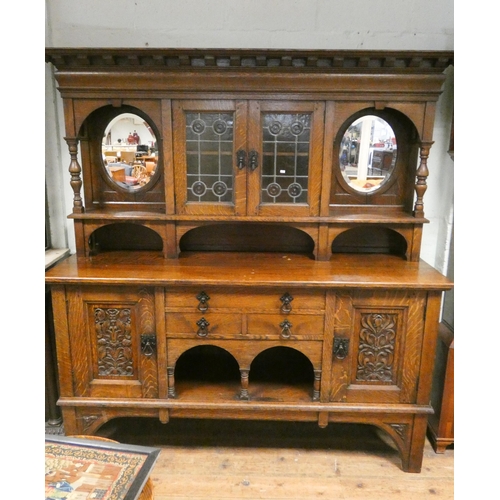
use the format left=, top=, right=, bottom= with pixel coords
left=45, top=48, right=453, bottom=472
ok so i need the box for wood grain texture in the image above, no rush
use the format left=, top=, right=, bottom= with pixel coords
left=46, top=252, right=452, bottom=290
left=93, top=418, right=453, bottom=499
left=46, top=48, right=453, bottom=475
left=50, top=286, right=74, bottom=398
left=427, top=322, right=454, bottom=453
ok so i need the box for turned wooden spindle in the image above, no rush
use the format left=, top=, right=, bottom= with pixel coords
left=239, top=369, right=250, bottom=400
left=167, top=366, right=176, bottom=398
left=413, top=141, right=433, bottom=218
left=65, top=137, right=84, bottom=214
left=313, top=369, right=321, bottom=401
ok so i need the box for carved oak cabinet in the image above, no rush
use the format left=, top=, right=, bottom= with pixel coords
left=45, top=48, right=453, bottom=472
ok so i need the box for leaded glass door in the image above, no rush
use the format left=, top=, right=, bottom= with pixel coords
left=247, top=101, right=325, bottom=216
left=173, top=100, right=248, bottom=215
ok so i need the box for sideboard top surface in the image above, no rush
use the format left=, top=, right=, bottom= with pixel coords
left=45, top=252, right=452, bottom=290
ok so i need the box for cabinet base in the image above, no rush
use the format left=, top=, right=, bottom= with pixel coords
left=59, top=404, right=430, bottom=473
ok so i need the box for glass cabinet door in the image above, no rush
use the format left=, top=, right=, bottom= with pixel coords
left=173, top=100, right=248, bottom=215
left=173, top=100, right=324, bottom=217
left=247, top=101, right=325, bottom=216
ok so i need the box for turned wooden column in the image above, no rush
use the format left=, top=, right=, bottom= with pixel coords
left=65, top=137, right=84, bottom=214
left=167, top=367, right=177, bottom=398
left=239, top=369, right=250, bottom=400
left=313, top=369, right=321, bottom=401
left=413, top=141, right=433, bottom=218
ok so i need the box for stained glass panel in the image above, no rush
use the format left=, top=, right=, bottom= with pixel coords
left=185, top=112, right=234, bottom=203
left=261, top=113, right=311, bottom=204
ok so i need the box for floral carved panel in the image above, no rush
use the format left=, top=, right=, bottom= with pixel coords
left=356, top=312, right=398, bottom=383
left=94, top=307, right=134, bottom=377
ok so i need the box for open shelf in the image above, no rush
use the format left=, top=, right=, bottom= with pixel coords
left=179, top=223, right=315, bottom=255
left=172, top=345, right=316, bottom=403
left=331, top=225, right=408, bottom=257
left=174, top=381, right=314, bottom=403
left=88, top=223, right=164, bottom=254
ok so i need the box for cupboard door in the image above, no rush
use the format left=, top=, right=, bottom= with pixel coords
left=173, top=100, right=248, bottom=215
left=67, top=286, right=159, bottom=399
left=330, top=290, right=426, bottom=404
left=247, top=101, right=325, bottom=216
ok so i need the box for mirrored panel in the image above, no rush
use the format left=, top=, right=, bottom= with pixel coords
left=339, top=115, right=397, bottom=193
left=102, top=113, right=158, bottom=190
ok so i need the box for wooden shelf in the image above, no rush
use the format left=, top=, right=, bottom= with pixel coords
left=45, top=251, right=453, bottom=291
left=174, top=381, right=313, bottom=404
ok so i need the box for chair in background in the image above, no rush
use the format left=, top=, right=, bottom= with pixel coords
left=145, top=161, right=155, bottom=175
left=109, top=166, right=126, bottom=183
left=133, top=163, right=149, bottom=186
left=120, top=151, right=136, bottom=164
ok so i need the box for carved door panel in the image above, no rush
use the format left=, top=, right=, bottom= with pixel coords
left=329, top=290, right=426, bottom=404
left=67, top=286, right=159, bottom=399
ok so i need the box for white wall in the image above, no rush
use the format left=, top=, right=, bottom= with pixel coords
left=45, top=0, right=454, bottom=263
left=45, top=0, right=453, bottom=50
left=420, top=65, right=454, bottom=273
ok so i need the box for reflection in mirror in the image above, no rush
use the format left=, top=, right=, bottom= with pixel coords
left=339, top=115, right=397, bottom=193
left=102, top=113, right=158, bottom=190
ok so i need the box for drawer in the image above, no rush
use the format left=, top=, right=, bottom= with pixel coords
left=167, top=311, right=325, bottom=340
left=247, top=314, right=324, bottom=339
left=167, top=312, right=243, bottom=338
left=165, top=287, right=325, bottom=312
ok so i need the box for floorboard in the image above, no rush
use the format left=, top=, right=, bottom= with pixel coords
left=72, top=418, right=454, bottom=500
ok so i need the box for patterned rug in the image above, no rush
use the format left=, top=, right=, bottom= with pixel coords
left=45, top=435, right=159, bottom=500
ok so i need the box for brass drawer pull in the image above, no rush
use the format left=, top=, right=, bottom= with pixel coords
left=333, top=338, right=349, bottom=359
left=249, top=150, right=259, bottom=171
left=196, top=291, right=210, bottom=312
left=140, top=334, right=157, bottom=357
left=279, top=319, right=292, bottom=339
left=280, top=292, right=294, bottom=313
left=196, top=317, right=210, bottom=337
left=236, top=149, right=247, bottom=170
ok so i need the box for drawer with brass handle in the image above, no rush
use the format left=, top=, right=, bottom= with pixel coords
left=165, top=287, right=325, bottom=313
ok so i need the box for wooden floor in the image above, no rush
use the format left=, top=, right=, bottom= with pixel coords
left=96, top=417, right=454, bottom=500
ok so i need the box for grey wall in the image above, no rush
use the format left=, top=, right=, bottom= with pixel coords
left=45, top=0, right=453, bottom=50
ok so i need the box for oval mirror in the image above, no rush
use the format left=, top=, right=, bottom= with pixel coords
left=102, top=113, right=158, bottom=190
left=339, top=115, right=397, bottom=193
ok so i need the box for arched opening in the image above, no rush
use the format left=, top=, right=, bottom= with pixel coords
left=89, top=223, right=163, bottom=254
left=249, top=346, right=315, bottom=402
left=331, top=106, right=419, bottom=209
left=179, top=223, right=315, bottom=256
left=331, top=226, right=407, bottom=257
left=173, top=345, right=241, bottom=400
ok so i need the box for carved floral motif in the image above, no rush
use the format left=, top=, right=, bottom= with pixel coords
left=94, top=307, right=134, bottom=376
left=356, top=313, right=397, bottom=382
left=390, top=423, right=409, bottom=442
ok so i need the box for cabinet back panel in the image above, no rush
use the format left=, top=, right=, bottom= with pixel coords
left=89, top=223, right=163, bottom=253
left=179, top=223, right=315, bottom=254
left=331, top=226, right=407, bottom=256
